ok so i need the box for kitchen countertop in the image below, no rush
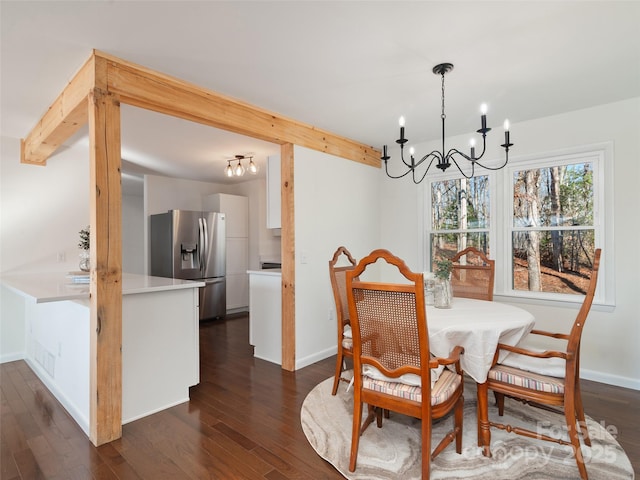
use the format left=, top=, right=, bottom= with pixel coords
left=1, top=271, right=205, bottom=304
left=247, top=269, right=281, bottom=276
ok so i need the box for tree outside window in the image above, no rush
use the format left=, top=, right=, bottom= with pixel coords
left=430, top=175, right=490, bottom=263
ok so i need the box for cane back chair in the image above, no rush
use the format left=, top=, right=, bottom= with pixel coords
left=450, top=246, right=495, bottom=301
left=479, top=248, right=602, bottom=480
left=346, top=249, right=464, bottom=478
left=328, top=246, right=357, bottom=395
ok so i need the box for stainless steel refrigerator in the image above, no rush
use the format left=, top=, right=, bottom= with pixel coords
left=150, top=210, right=226, bottom=320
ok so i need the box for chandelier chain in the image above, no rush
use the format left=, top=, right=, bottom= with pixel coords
left=441, top=72, right=446, bottom=120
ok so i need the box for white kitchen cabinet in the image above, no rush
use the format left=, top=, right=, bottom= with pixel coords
left=266, top=155, right=281, bottom=229
left=225, top=237, right=249, bottom=310
left=248, top=270, right=282, bottom=365
left=203, top=193, right=249, bottom=311
left=4, top=273, right=202, bottom=434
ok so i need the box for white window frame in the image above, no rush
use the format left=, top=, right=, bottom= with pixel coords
left=423, top=142, right=614, bottom=308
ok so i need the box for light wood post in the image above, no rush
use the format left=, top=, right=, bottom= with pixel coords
left=281, top=143, right=295, bottom=371
left=88, top=87, right=123, bottom=445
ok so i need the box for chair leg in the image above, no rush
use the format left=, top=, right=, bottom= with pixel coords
left=421, top=412, right=431, bottom=480
left=331, top=351, right=344, bottom=396
left=495, top=391, right=505, bottom=416
left=455, top=395, right=464, bottom=454
left=349, top=399, right=364, bottom=472
left=574, top=383, right=591, bottom=447
left=565, top=405, right=589, bottom=480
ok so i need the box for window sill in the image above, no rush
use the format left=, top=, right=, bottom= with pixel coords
left=493, top=293, right=615, bottom=313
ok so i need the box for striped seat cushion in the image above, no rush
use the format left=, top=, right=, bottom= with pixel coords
left=488, top=364, right=565, bottom=394
left=362, top=369, right=461, bottom=405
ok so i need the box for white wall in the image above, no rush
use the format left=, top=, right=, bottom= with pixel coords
left=1, top=136, right=90, bottom=274
left=123, top=193, right=145, bottom=274
left=1, top=136, right=90, bottom=362
left=380, top=98, right=640, bottom=389
left=293, top=145, right=381, bottom=369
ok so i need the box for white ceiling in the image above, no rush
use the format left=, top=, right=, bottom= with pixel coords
left=2, top=1, right=639, bottom=191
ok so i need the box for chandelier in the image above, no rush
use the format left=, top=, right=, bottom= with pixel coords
left=225, top=155, right=258, bottom=178
left=382, top=63, right=513, bottom=182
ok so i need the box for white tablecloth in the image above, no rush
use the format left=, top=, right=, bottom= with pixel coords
left=427, top=297, right=535, bottom=383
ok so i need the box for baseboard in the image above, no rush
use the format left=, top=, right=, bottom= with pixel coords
left=123, top=397, right=190, bottom=424
left=581, top=367, right=640, bottom=391
left=226, top=306, right=249, bottom=315
left=296, top=346, right=337, bottom=371
left=24, top=358, right=90, bottom=436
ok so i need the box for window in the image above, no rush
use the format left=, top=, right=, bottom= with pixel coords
left=425, top=144, right=610, bottom=305
left=429, top=175, right=491, bottom=261
left=510, top=158, right=597, bottom=298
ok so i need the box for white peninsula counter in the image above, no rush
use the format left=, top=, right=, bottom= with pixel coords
left=247, top=269, right=282, bottom=365
left=1, top=272, right=204, bottom=436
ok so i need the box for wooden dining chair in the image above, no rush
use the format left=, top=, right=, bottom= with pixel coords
left=450, top=246, right=495, bottom=301
left=480, top=248, right=602, bottom=480
left=328, top=246, right=357, bottom=395
left=346, top=249, right=464, bottom=478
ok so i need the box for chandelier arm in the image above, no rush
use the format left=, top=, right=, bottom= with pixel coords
left=413, top=162, right=436, bottom=184
left=447, top=148, right=474, bottom=163
left=383, top=160, right=415, bottom=179
left=399, top=146, right=416, bottom=169
left=414, top=150, right=443, bottom=170
left=448, top=155, right=477, bottom=180
left=471, top=152, right=511, bottom=171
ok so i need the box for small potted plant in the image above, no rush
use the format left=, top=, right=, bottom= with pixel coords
left=434, top=258, right=453, bottom=281
left=78, top=226, right=90, bottom=272
left=433, top=258, right=453, bottom=308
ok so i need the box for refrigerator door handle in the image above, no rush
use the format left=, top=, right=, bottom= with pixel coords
left=198, top=217, right=205, bottom=274
left=202, top=216, right=209, bottom=272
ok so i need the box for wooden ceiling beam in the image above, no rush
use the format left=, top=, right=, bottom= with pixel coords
left=20, top=53, right=104, bottom=165
left=97, top=50, right=381, bottom=168
left=21, top=49, right=381, bottom=169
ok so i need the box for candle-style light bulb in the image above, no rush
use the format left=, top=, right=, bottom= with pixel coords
left=409, top=146, right=415, bottom=158
left=399, top=116, right=406, bottom=141
left=480, top=103, right=488, bottom=131
left=503, top=119, right=510, bottom=145
left=470, top=138, right=476, bottom=159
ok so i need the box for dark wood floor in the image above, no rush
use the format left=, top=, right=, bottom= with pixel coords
left=1, top=313, right=638, bottom=479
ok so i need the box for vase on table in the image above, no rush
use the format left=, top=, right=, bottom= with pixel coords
left=434, top=277, right=452, bottom=308
left=79, top=250, right=90, bottom=272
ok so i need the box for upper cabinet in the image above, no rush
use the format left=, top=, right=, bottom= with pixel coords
left=203, top=193, right=249, bottom=238
left=266, top=155, right=281, bottom=229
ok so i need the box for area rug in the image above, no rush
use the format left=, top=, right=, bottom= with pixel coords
left=301, top=375, right=634, bottom=479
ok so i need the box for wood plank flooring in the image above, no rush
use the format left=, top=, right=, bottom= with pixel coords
left=1, top=313, right=638, bottom=479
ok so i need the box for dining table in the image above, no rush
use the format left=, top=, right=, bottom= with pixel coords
left=425, top=297, right=536, bottom=454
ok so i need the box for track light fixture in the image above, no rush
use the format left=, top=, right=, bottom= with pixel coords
left=224, top=155, right=259, bottom=178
